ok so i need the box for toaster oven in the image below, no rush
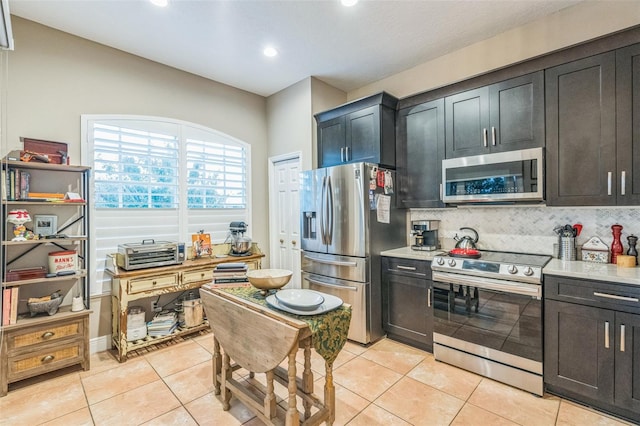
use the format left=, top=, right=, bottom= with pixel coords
left=116, top=240, right=185, bottom=270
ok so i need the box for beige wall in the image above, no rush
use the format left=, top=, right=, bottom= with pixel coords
left=6, top=17, right=269, bottom=344
left=349, top=1, right=640, bottom=100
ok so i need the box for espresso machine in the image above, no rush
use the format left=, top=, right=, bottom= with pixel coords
left=411, top=220, right=440, bottom=251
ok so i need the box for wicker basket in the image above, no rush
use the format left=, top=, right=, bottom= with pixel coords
left=28, top=296, right=63, bottom=317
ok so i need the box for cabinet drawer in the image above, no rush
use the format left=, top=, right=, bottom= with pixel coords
left=182, top=268, right=214, bottom=285
left=127, top=273, right=179, bottom=293
left=7, top=318, right=84, bottom=352
left=8, top=341, right=83, bottom=380
left=382, top=257, right=430, bottom=278
left=545, top=275, right=640, bottom=313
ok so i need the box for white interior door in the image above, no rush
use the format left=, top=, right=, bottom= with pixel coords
left=269, top=154, right=301, bottom=288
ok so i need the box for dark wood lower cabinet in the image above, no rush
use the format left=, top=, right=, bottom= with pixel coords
left=381, top=257, right=433, bottom=352
left=544, top=275, right=640, bottom=423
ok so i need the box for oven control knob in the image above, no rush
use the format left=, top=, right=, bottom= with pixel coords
left=507, top=265, right=518, bottom=274
left=447, top=259, right=456, bottom=267
left=523, top=266, right=534, bottom=276
left=436, top=257, right=445, bottom=266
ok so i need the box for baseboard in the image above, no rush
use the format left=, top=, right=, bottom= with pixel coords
left=90, top=334, right=111, bottom=354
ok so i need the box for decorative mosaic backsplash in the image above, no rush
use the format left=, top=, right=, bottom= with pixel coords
left=409, top=206, right=640, bottom=256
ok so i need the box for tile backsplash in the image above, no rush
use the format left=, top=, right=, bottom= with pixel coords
left=409, top=205, right=640, bottom=256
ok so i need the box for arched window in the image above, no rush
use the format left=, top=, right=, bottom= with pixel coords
left=82, top=115, right=251, bottom=295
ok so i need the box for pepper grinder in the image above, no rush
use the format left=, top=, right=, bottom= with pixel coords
left=611, top=224, right=624, bottom=264
left=627, top=234, right=638, bottom=266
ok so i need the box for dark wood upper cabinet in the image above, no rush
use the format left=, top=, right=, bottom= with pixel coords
left=616, top=43, right=640, bottom=205
left=396, top=98, right=445, bottom=208
left=315, top=92, right=397, bottom=169
left=445, top=72, right=544, bottom=158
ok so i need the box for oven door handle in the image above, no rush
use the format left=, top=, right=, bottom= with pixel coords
left=432, top=271, right=541, bottom=299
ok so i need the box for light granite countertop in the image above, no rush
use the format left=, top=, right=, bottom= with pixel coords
left=543, top=258, right=640, bottom=286
left=380, top=246, right=447, bottom=262
left=380, top=247, right=640, bottom=286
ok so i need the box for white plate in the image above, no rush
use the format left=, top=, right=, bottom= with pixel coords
left=266, top=292, right=343, bottom=316
left=275, top=289, right=324, bottom=310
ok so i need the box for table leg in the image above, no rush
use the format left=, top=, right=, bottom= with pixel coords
left=221, top=349, right=232, bottom=410
left=302, top=338, right=313, bottom=419
left=264, top=370, right=277, bottom=419
left=213, top=336, right=221, bottom=395
left=285, top=346, right=300, bottom=426
left=324, top=360, right=335, bottom=425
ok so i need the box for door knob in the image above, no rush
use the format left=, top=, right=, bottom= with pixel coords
left=292, top=241, right=297, bottom=245
left=280, top=239, right=284, bottom=243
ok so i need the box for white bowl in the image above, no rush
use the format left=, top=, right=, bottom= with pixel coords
left=275, top=289, right=324, bottom=311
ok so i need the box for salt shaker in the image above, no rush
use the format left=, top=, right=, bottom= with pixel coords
left=627, top=234, right=638, bottom=266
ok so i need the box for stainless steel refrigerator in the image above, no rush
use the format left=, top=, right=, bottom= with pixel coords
left=300, top=162, right=406, bottom=344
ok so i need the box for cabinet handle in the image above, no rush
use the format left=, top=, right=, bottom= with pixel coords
left=605, top=321, right=610, bottom=349
left=439, top=183, right=443, bottom=201
left=340, top=147, right=345, bottom=163
left=427, top=288, right=432, bottom=308
left=41, top=355, right=55, bottom=363
left=621, top=324, right=626, bottom=352
left=345, top=147, right=350, bottom=162
left=396, top=265, right=417, bottom=271
left=607, top=172, right=612, bottom=196
left=594, top=292, right=639, bottom=303
left=621, top=171, right=626, bottom=196
left=483, top=128, right=488, bottom=147
left=491, top=127, right=496, bottom=146
left=41, top=331, right=55, bottom=339
left=152, top=281, right=157, bottom=285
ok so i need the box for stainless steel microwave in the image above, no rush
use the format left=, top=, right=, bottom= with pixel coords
left=442, top=147, right=544, bottom=204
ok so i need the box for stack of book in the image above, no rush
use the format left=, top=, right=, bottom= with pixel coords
left=212, top=262, right=249, bottom=287
left=1, top=287, right=19, bottom=325
left=147, top=311, right=178, bottom=337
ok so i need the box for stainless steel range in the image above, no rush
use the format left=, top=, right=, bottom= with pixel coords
left=431, top=251, right=551, bottom=396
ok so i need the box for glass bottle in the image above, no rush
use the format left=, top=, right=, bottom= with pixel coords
left=627, top=234, right=638, bottom=266
left=611, top=224, right=624, bottom=264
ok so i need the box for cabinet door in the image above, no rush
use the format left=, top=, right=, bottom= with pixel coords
left=615, top=312, right=640, bottom=414
left=396, top=99, right=445, bottom=208
left=616, top=43, right=640, bottom=205
left=317, top=115, right=345, bottom=168
left=544, top=299, right=615, bottom=404
left=545, top=52, right=617, bottom=206
left=445, top=86, right=490, bottom=158
left=346, top=105, right=381, bottom=164
left=381, top=257, right=432, bottom=351
left=489, top=71, right=544, bottom=153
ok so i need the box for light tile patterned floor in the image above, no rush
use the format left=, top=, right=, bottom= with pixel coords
left=0, top=334, right=633, bottom=426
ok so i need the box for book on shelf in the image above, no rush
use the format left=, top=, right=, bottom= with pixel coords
left=1, top=287, right=19, bottom=326
left=2, top=288, right=10, bottom=326
left=213, top=277, right=250, bottom=284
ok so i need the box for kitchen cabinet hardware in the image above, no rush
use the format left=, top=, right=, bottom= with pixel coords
left=280, top=239, right=284, bottom=243
left=315, top=92, right=397, bottom=168
left=545, top=275, right=640, bottom=422
left=41, top=355, right=54, bottom=363
left=594, top=292, right=639, bottom=303
left=396, top=265, right=417, bottom=271
left=608, top=172, right=613, bottom=195
left=306, top=277, right=357, bottom=292
left=621, top=171, right=626, bottom=195
left=382, top=256, right=433, bottom=352
left=41, top=332, right=54, bottom=339
left=445, top=72, right=543, bottom=158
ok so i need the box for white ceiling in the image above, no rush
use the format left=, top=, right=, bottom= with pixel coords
left=9, top=0, right=582, bottom=97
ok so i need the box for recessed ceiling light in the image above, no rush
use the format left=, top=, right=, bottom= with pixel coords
left=341, top=0, right=358, bottom=7
left=263, top=46, right=278, bottom=57
left=150, top=0, right=168, bottom=7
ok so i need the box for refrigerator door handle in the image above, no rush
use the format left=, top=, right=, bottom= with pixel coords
left=326, top=175, right=334, bottom=245
left=306, top=276, right=358, bottom=292
left=320, top=175, right=327, bottom=245
left=303, top=254, right=358, bottom=267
